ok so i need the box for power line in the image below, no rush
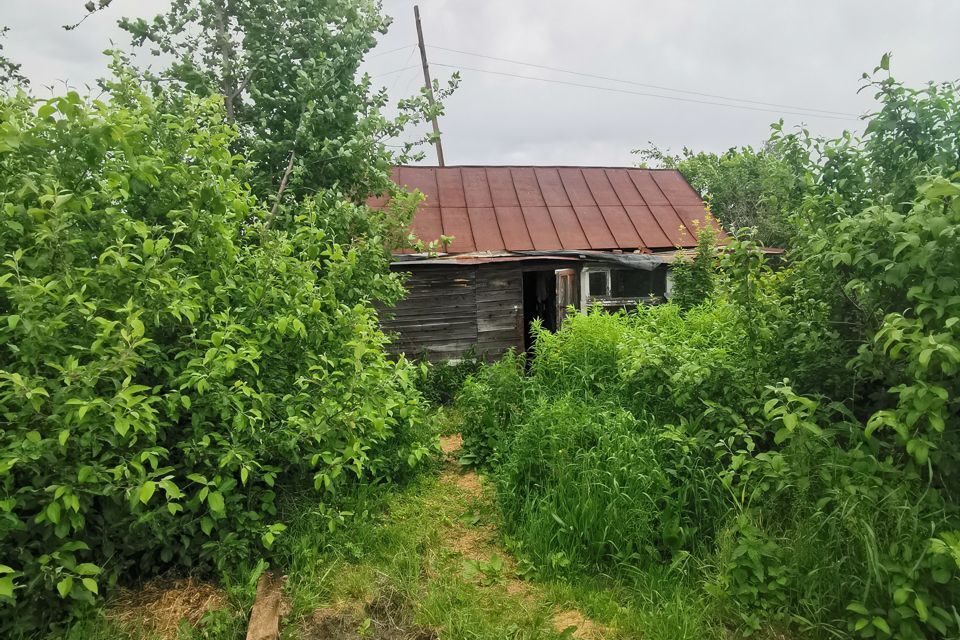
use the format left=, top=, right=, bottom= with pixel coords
left=388, top=46, right=419, bottom=94
left=431, top=62, right=860, bottom=121
left=429, top=45, right=858, bottom=118
left=370, top=65, right=418, bottom=80
left=366, top=43, right=418, bottom=59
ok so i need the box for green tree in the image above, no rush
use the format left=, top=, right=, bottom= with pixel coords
left=119, top=0, right=457, bottom=216
left=0, top=67, right=432, bottom=633
left=0, top=27, right=27, bottom=92
left=636, top=141, right=805, bottom=248
left=670, top=219, right=717, bottom=311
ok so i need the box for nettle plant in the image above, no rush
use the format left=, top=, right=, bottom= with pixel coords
left=0, top=74, right=432, bottom=631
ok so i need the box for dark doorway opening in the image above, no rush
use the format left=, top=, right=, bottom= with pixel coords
left=522, top=271, right=557, bottom=353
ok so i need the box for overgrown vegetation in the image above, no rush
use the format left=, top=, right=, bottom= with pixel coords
left=0, top=0, right=461, bottom=629
left=459, top=61, right=960, bottom=639
left=635, top=137, right=806, bottom=248
left=0, top=68, right=439, bottom=634
left=416, top=350, right=483, bottom=406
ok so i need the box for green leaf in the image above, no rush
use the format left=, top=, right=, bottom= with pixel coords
left=207, top=491, right=225, bottom=514
left=57, top=577, right=73, bottom=598
left=872, top=617, right=891, bottom=634
left=46, top=501, right=61, bottom=524
left=138, top=481, right=156, bottom=505
left=6, top=314, right=19, bottom=329
left=74, top=563, right=100, bottom=576
left=81, top=578, right=98, bottom=594
left=0, top=576, right=13, bottom=598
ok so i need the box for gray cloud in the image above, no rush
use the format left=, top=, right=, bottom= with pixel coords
left=5, top=0, right=958, bottom=165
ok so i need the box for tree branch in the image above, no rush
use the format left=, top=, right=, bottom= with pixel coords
left=264, top=151, right=297, bottom=231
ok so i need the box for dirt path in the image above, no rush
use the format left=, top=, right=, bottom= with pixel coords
left=436, top=435, right=607, bottom=640
left=103, top=434, right=612, bottom=640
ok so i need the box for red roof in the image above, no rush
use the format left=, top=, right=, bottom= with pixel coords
left=370, top=166, right=722, bottom=254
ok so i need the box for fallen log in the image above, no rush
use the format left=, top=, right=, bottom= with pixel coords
left=245, top=572, right=287, bottom=640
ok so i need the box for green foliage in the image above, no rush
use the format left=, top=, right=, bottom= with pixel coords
left=462, top=62, right=960, bottom=639
left=0, top=77, right=433, bottom=633
left=832, top=177, right=960, bottom=478
left=0, top=27, right=27, bottom=93
left=456, top=351, right=526, bottom=467
left=120, top=0, right=458, bottom=209
left=668, top=220, right=718, bottom=311
left=636, top=142, right=804, bottom=247
left=495, top=396, right=724, bottom=572
left=417, top=350, right=483, bottom=406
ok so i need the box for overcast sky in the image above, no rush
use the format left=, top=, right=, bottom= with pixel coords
left=4, top=0, right=959, bottom=166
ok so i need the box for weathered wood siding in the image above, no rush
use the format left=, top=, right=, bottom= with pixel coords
left=475, top=265, right=523, bottom=359
left=380, top=264, right=524, bottom=362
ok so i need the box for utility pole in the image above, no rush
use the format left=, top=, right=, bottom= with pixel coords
left=414, top=5, right=445, bottom=166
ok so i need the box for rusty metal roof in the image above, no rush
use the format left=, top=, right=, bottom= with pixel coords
left=369, top=166, right=723, bottom=254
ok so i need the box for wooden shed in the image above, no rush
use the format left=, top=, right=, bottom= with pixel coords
left=371, top=166, right=722, bottom=362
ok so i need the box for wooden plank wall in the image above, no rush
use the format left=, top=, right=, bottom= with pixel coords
left=380, top=264, right=524, bottom=362
left=475, top=265, right=523, bottom=360
left=380, top=266, right=478, bottom=362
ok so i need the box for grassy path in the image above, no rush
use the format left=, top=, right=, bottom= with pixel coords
left=285, top=433, right=608, bottom=639
left=80, top=431, right=696, bottom=640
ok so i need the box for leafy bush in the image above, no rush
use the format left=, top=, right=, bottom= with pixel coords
left=459, top=59, right=960, bottom=640
left=417, top=349, right=483, bottom=406
left=495, top=396, right=724, bottom=572
left=669, top=218, right=718, bottom=310
left=0, top=80, right=433, bottom=632
left=456, top=350, right=526, bottom=467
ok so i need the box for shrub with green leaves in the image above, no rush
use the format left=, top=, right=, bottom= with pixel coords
left=0, top=80, right=433, bottom=632
left=495, top=395, right=724, bottom=573
left=417, top=349, right=483, bottom=406
left=456, top=350, right=526, bottom=467
left=464, top=60, right=960, bottom=640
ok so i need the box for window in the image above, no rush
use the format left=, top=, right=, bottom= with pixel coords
left=611, top=268, right=667, bottom=298
left=588, top=270, right=609, bottom=296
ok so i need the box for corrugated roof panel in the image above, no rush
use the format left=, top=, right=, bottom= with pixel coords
left=466, top=207, right=505, bottom=251
left=649, top=205, right=691, bottom=246
left=410, top=206, right=443, bottom=244
left=628, top=171, right=670, bottom=206
left=625, top=205, right=671, bottom=248
left=486, top=168, right=521, bottom=206
left=652, top=171, right=705, bottom=205
left=573, top=205, right=617, bottom=248
left=605, top=169, right=648, bottom=206
left=440, top=207, right=476, bottom=252
left=436, top=168, right=466, bottom=207
left=674, top=204, right=722, bottom=236
left=521, top=206, right=563, bottom=250
left=557, top=168, right=595, bottom=206
left=379, top=166, right=720, bottom=253
left=534, top=168, right=572, bottom=207
left=461, top=167, right=494, bottom=207
left=597, top=205, right=643, bottom=247
left=582, top=169, right=622, bottom=206
left=494, top=206, right=535, bottom=250
left=399, top=166, right=439, bottom=206
left=548, top=206, right=590, bottom=249
left=511, top=168, right=547, bottom=207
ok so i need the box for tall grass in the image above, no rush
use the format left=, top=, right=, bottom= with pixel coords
left=495, top=396, right=725, bottom=572
left=457, top=306, right=960, bottom=638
